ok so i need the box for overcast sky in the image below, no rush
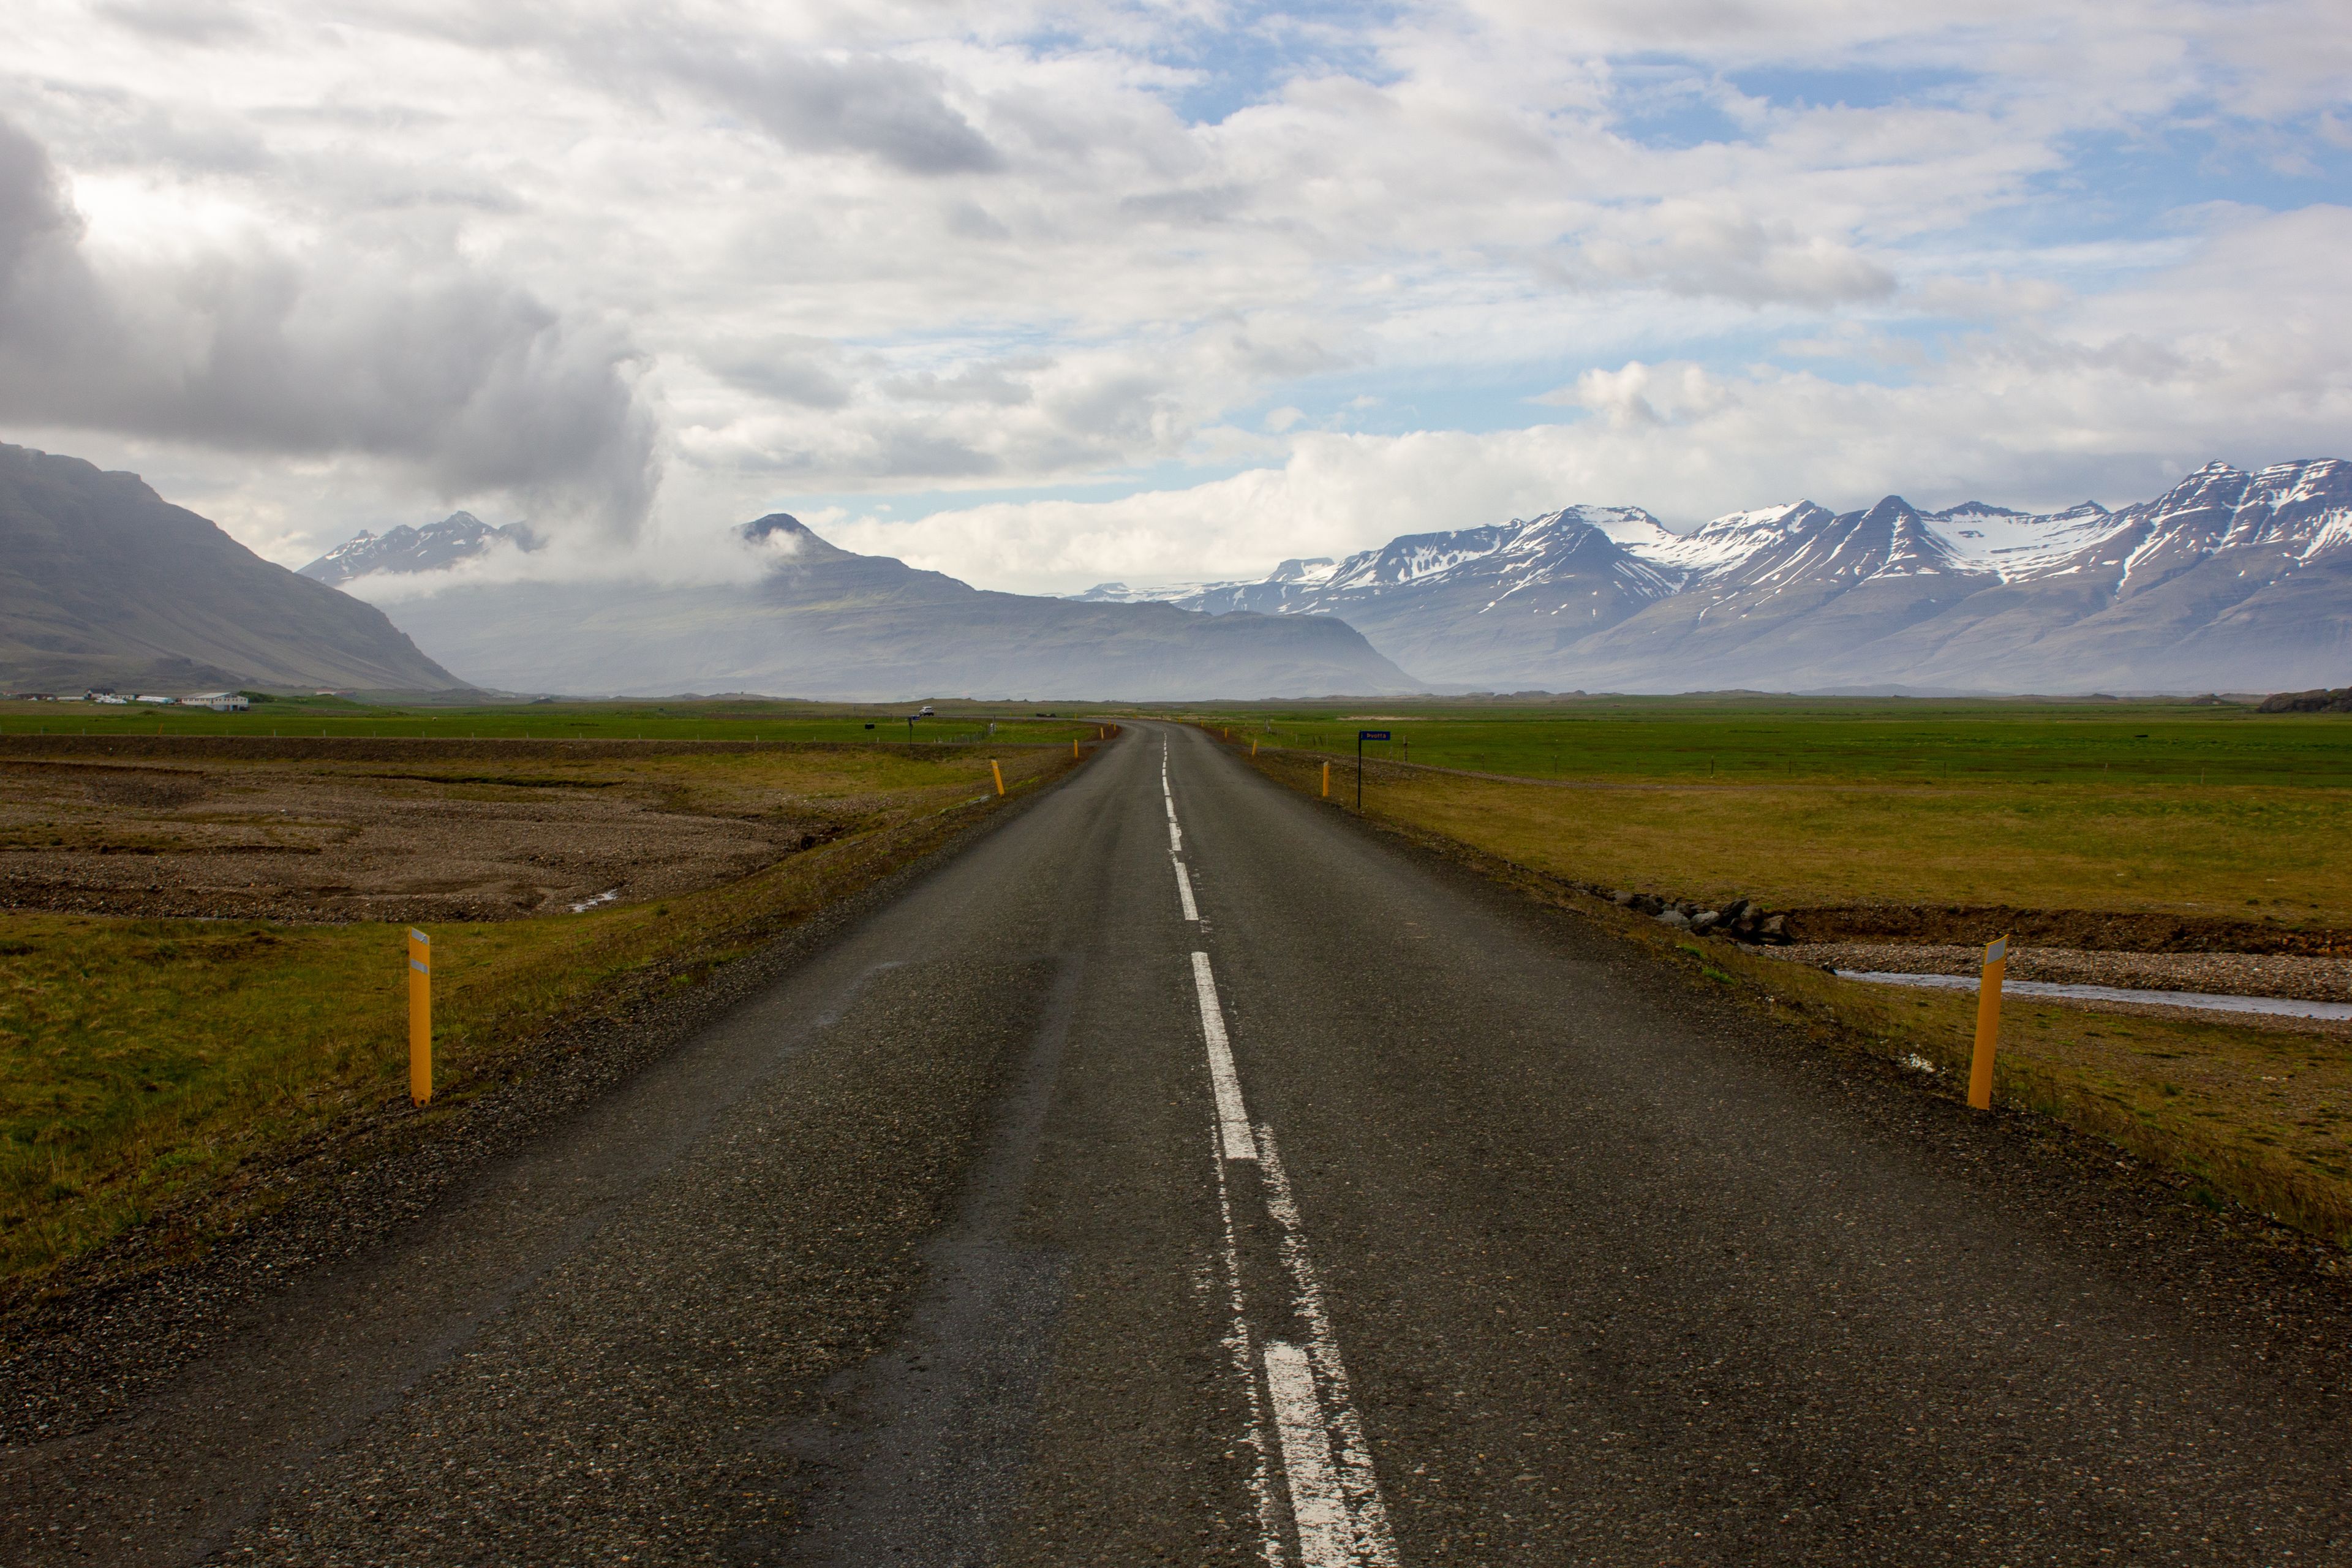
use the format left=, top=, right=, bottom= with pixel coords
left=3, top=0, right=2348, bottom=594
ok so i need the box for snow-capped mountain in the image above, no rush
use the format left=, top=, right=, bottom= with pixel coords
left=1069, top=579, right=1248, bottom=605
left=1117, top=460, right=2352, bottom=692
left=300, top=512, right=540, bottom=585
left=1069, top=557, right=1339, bottom=608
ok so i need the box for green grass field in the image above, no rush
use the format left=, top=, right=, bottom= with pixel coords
left=1190, top=698, right=2352, bottom=927
left=0, top=695, right=1107, bottom=747
left=1192, top=696, right=2352, bottom=787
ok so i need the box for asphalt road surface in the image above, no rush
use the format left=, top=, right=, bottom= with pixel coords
left=10, top=722, right=2352, bottom=1566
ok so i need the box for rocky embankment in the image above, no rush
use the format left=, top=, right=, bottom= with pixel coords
left=1594, top=887, right=1790, bottom=941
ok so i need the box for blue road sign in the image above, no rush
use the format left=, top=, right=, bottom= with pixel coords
left=1358, top=729, right=1391, bottom=741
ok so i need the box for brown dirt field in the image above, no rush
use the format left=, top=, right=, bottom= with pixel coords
left=0, top=738, right=976, bottom=924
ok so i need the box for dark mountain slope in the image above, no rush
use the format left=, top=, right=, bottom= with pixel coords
left=0, top=444, right=463, bottom=692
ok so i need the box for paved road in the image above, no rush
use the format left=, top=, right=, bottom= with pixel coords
left=10, top=722, right=2352, bottom=1565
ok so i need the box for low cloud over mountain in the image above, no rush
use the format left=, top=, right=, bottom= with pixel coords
left=339, top=516, right=1416, bottom=701
left=300, top=514, right=540, bottom=586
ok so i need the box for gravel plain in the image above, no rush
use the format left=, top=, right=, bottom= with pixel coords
left=0, top=741, right=848, bottom=922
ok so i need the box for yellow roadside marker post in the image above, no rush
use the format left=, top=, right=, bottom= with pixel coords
left=1321, top=761, right=1330, bottom=798
left=991, top=760, right=1006, bottom=796
left=1073, top=738, right=1080, bottom=758
left=407, top=928, right=432, bottom=1107
left=1969, top=935, right=2008, bottom=1110
left=1251, top=738, right=1258, bottom=756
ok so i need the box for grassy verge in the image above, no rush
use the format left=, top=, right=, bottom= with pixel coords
left=0, top=741, right=1084, bottom=1290
left=1225, top=734, right=2352, bottom=1245
left=1189, top=695, right=2352, bottom=787
left=1341, top=768, right=2348, bottom=927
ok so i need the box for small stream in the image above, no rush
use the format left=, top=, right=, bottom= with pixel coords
left=1834, top=970, right=2352, bottom=1023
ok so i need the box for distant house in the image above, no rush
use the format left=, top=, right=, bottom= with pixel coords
left=134, top=694, right=178, bottom=705
left=91, top=693, right=129, bottom=704
left=186, top=692, right=250, bottom=711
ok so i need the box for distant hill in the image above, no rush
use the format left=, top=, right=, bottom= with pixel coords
left=1126, top=461, right=2352, bottom=693
left=300, top=512, right=538, bottom=584
left=0, top=443, right=465, bottom=693
left=366, top=514, right=1419, bottom=699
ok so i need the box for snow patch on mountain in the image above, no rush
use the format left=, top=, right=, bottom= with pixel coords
left=1923, top=500, right=2114, bottom=577
left=1070, top=579, right=1245, bottom=605
left=301, top=511, right=540, bottom=585
left=1643, top=502, right=1831, bottom=576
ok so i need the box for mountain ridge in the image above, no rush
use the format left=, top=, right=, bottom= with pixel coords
left=1109, top=459, right=2352, bottom=692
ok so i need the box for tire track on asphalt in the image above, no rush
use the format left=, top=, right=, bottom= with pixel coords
left=1167, top=739, right=1399, bottom=1568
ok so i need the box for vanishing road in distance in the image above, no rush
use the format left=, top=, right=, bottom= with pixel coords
left=10, top=723, right=2351, bottom=1565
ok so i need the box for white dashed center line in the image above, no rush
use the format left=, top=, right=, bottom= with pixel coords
left=1212, top=1145, right=1288, bottom=1567
left=1166, top=736, right=1396, bottom=1566
left=1261, top=1128, right=1400, bottom=1564
left=1264, top=1341, right=1355, bottom=1567
left=1190, top=952, right=1258, bottom=1164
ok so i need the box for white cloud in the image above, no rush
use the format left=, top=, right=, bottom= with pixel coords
left=827, top=203, right=2352, bottom=592
left=0, top=0, right=2342, bottom=578
left=0, top=113, right=658, bottom=538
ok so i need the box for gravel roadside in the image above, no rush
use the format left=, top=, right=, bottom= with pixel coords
left=1779, top=940, right=2352, bottom=1002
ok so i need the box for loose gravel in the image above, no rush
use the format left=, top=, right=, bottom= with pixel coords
left=1781, top=941, right=2352, bottom=1002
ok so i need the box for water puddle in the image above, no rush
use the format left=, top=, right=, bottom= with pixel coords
left=1836, top=970, right=2352, bottom=1023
